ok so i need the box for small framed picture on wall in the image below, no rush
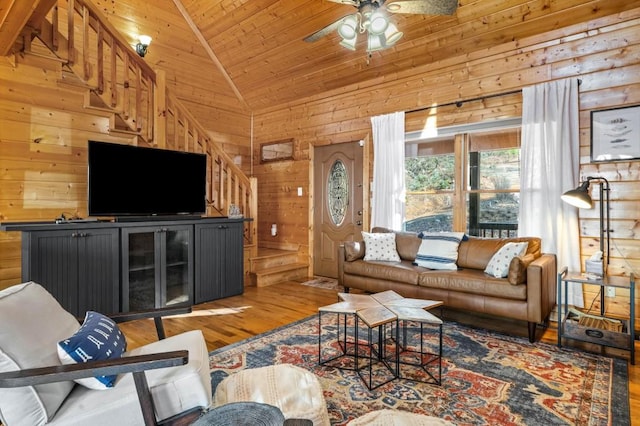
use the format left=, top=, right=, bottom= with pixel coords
left=591, top=104, right=640, bottom=162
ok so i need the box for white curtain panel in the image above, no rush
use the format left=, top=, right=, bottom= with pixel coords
left=519, top=78, right=583, bottom=307
left=371, top=111, right=406, bottom=230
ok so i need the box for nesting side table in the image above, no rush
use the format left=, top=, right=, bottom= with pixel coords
left=318, top=297, right=379, bottom=370
left=354, top=304, right=399, bottom=390
left=557, top=267, right=635, bottom=364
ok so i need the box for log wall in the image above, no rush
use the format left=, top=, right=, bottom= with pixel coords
left=0, top=52, right=250, bottom=288
left=252, top=8, right=640, bottom=329
left=1, top=4, right=639, bottom=330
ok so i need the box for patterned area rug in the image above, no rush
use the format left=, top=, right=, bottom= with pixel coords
left=209, top=315, right=630, bottom=425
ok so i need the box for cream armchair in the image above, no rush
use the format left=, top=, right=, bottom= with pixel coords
left=0, top=282, right=212, bottom=426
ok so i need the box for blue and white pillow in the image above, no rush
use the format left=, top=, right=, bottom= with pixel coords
left=57, top=311, right=127, bottom=390
left=414, top=232, right=465, bottom=270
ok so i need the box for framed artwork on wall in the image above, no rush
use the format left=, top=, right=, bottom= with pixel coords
left=260, top=138, right=294, bottom=163
left=591, top=105, right=640, bottom=162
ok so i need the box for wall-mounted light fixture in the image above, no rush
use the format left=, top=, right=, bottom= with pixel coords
left=136, top=35, right=152, bottom=57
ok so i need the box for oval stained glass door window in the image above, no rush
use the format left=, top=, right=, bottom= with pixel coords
left=327, top=160, right=349, bottom=225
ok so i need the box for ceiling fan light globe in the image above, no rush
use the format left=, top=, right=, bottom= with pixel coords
left=338, top=16, right=358, bottom=40
left=340, top=36, right=357, bottom=50
left=384, top=23, right=403, bottom=45
left=367, top=33, right=386, bottom=52
left=368, top=12, right=389, bottom=35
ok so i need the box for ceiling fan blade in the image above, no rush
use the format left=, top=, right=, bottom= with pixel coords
left=326, top=0, right=358, bottom=5
left=304, top=16, right=347, bottom=43
left=386, top=0, right=458, bottom=15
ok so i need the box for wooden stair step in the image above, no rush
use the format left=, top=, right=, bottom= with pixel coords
left=57, top=69, right=94, bottom=91
left=108, top=114, right=141, bottom=135
left=250, top=249, right=299, bottom=272
left=250, top=262, right=308, bottom=287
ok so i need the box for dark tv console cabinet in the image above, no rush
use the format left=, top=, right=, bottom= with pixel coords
left=1, top=217, right=245, bottom=317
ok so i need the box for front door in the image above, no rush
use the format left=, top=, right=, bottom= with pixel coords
left=313, top=141, right=364, bottom=278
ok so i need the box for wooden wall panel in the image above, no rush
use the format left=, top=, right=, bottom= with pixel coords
left=1, top=2, right=639, bottom=331
left=0, top=50, right=248, bottom=289
left=253, top=9, right=640, bottom=330
left=253, top=158, right=309, bottom=249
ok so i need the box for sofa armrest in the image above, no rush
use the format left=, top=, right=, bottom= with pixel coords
left=338, top=243, right=346, bottom=287
left=526, top=253, right=557, bottom=323
left=338, top=241, right=366, bottom=288
left=0, top=351, right=189, bottom=388
left=0, top=350, right=189, bottom=426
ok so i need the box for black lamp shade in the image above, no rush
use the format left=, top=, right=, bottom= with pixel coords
left=561, top=181, right=593, bottom=209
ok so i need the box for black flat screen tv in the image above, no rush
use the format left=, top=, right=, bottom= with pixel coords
left=88, top=141, right=207, bottom=217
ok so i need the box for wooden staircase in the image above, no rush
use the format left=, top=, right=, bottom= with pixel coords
left=249, top=248, right=308, bottom=287
left=16, top=0, right=257, bottom=250
left=10, top=0, right=318, bottom=285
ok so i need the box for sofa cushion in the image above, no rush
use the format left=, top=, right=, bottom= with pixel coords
left=508, top=254, right=535, bottom=285
left=371, top=227, right=422, bottom=261
left=484, top=242, right=529, bottom=278
left=457, top=237, right=541, bottom=270
left=344, top=241, right=365, bottom=261
left=418, top=269, right=528, bottom=300
left=57, top=311, right=127, bottom=390
left=362, top=232, right=400, bottom=262
left=343, top=259, right=421, bottom=285
left=414, top=232, right=465, bottom=270
left=0, top=282, right=81, bottom=426
left=395, top=231, right=422, bottom=261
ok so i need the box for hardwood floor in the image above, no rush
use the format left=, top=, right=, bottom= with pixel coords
left=118, top=281, right=639, bottom=425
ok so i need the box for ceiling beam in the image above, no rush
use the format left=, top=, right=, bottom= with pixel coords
left=0, top=0, right=54, bottom=56
left=26, top=0, right=56, bottom=28
left=171, top=0, right=250, bottom=112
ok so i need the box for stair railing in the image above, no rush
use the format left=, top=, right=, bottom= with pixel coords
left=22, top=0, right=256, bottom=245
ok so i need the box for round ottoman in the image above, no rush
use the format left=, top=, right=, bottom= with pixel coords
left=348, top=409, right=454, bottom=425
left=192, top=402, right=285, bottom=425
left=213, top=364, right=330, bottom=426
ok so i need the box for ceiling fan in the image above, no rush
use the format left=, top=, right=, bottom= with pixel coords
left=304, top=0, right=458, bottom=53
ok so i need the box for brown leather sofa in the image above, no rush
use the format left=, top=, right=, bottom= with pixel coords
left=337, top=228, right=557, bottom=342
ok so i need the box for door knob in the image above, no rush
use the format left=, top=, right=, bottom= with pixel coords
left=356, top=220, right=362, bottom=226
left=357, top=210, right=363, bottom=216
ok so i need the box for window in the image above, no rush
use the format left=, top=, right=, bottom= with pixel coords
left=404, top=127, right=520, bottom=237
left=467, top=130, right=520, bottom=237
left=404, top=139, right=455, bottom=232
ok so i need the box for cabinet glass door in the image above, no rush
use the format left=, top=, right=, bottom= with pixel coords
left=126, top=230, right=157, bottom=310
left=164, top=228, right=191, bottom=306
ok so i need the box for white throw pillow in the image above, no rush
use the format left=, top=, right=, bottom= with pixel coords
left=484, top=242, right=529, bottom=278
left=362, top=232, right=401, bottom=261
left=414, top=232, right=465, bottom=270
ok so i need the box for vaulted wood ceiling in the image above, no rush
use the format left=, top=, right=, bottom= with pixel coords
left=3, top=0, right=639, bottom=115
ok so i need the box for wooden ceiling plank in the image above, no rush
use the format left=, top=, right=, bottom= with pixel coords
left=74, top=0, right=640, bottom=114
left=171, top=0, right=249, bottom=111
left=237, top=0, right=640, bottom=108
